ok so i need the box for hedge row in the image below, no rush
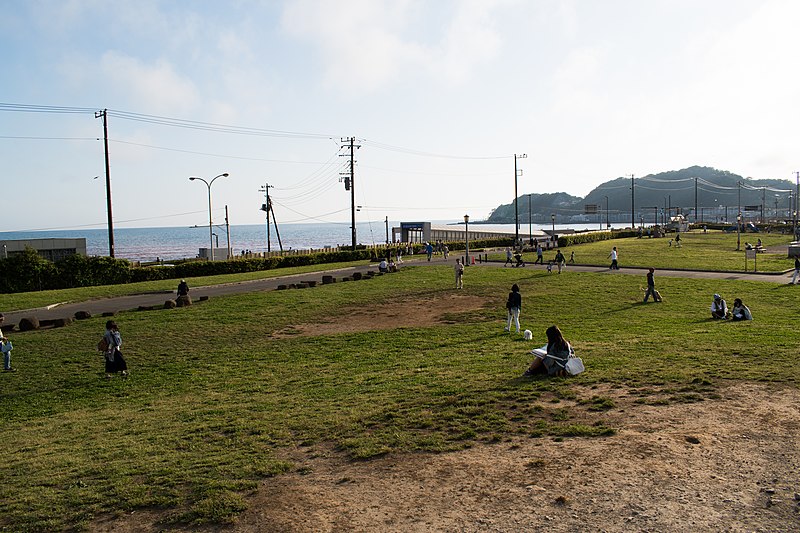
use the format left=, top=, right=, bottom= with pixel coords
left=0, top=248, right=379, bottom=293
left=0, top=238, right=518, bottom=293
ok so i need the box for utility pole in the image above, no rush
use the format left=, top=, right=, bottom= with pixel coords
left=94, top=109, right=115, bottom=257
left=341, top=137, right=360, bottom=250
left=694, top=177, right=698, bottom=224
left=259, top=183, right=274, bottom=252
left=514, top=154, right=527, bottom=246
left=225, top=205, right=231, bottom=259
left=629, top=174, right=635, bottom=229
left=794, top=171, right=799, bottom=238
left=385, top=216, right=389, bottom=245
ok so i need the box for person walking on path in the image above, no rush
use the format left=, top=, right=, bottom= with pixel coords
left=791, top=256, right=800, bottom=284
left=101, top=320, right=128, bottom=379
left=454, top=258, right=464, bottom=289
left=643, top=268, right=657, bottom=302
left=504, top=247, right=514, bottom=267
left=608, top=246, right=619, bottom=270
left=554, top=250, right=566, bottom=274
left=504, top=284, right=522, bottom=333
left=535, top=244, right=544, bottom=264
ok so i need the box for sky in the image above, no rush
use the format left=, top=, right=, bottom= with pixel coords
left=2, top=0, right=800, bottom=233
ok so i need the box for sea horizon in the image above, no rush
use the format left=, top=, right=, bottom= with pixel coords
left=1, top=220, right=605, bottom=263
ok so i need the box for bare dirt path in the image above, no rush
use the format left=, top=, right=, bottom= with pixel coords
left=90, top=294, right=800, bottom=532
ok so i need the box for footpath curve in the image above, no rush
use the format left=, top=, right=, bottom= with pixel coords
left=2, top=257, right=794, bottom=327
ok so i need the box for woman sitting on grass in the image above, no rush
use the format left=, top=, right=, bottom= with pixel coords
left=731, top=298, right=753, bottom=321
left=524, top=325, right=571, bottom=377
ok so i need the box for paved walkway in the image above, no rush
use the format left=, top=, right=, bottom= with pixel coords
left=2, top=257, right=795, bottom=327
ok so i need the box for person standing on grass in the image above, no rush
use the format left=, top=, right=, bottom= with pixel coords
left=791, top=256, right=800, bottom=284
left=426, top=242, right=433, bottom=261
left=102, top=320, right=128, bottom=379
left=454, top=258, right=464, bottom=289
left=1, top=314, right=14, bottom=372
left=643, top=268, right=657, bottom=302
left=608, top=246, right=619, bottom=270
left=505, top=284, right=522, bottom=333
left=177, top=279, right=189, bottom=296
left=535, top=244, right=544, bottom=264
left=568, top=250, right=575, bottom=264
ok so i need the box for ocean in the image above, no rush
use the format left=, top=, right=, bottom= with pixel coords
left=0, top=221, right=591, bottom=263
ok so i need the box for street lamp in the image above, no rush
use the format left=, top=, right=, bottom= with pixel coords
left=551, top=213, right=555, bottom=244
left=189, top=172, right=229, bottom=261
left=604, top=195, right=610, bottom=230
left=736, top=212, right=742, bottom=251
left=528, top=194, right=533, bottom=245
left=464, top=214, right=470, bottom=265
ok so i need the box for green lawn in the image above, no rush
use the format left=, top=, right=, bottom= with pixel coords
left=1, top=263, right=798, bottom=530
left=491, top=230, right=794, bottom=272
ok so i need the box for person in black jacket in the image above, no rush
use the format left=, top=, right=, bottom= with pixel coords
left=504, top=284, right=522, bottom=333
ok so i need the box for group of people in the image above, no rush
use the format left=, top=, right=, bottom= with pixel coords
left=711, top=294, right=753, bottom=321
left=500, top=285, right=575, bottom=377
left=378, top=258, right=398, bottom=273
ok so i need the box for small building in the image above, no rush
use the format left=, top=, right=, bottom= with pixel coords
left=391, top=222, right=548, bottom=244
left=666, top=215, right=689, bottom=233
left=0, top=238, right=87, bottom=261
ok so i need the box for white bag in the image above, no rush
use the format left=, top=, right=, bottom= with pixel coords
left=565, top=356, right=585, bottom=376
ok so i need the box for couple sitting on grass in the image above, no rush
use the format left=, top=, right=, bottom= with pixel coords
left=523, top=325, right=583, bottom=378
left=710, top=294, right=753, bottom=321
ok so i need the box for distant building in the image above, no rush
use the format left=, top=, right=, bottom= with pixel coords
left=0, top=238, right=87, bottom=261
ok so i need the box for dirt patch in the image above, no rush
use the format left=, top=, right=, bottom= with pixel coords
left=271, top=293, right=491, bottom=337
left=94, top=382, right=800, bottom=532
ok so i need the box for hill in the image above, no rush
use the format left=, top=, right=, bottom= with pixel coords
left=484, top=166, right=796, bottom=225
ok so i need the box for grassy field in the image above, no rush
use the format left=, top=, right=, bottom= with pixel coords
left=1, top=262, right=798, bottom=531
left=492, top=230, right=795, bottom=272
left=0, top=260, right=367, bottom=312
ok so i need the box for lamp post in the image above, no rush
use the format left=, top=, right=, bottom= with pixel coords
left=528, top=194, right=533, bottom=245
left=551, top=213, right=555, bottom=244
left=189, top=172, right=229, bottom=261
left=464, top=214, right=470, bottom=265
left=736, top=212, right=742, bottom=251
left=604, top=195, right=609, bottom=230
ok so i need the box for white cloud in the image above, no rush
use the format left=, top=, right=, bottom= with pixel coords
left=280, top=0, right=507, bottom=91
left=99, top=52, right=200, bottom=114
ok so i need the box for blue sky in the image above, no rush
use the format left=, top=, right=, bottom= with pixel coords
left=2, top=0, right=799, bottom=232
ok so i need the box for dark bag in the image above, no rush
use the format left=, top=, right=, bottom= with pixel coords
left=97, top=336, right=110, bottom=352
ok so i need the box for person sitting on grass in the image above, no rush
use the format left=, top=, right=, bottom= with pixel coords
left=524, top=325, right=572, bottom=377
left=710, top=294, right=728, bottom=319
left=731, top=298, right=753, bottom=321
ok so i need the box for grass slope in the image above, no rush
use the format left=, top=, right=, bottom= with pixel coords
left=1, top=264, right=798, bottom=530
left=495, top=231, right=794, bottom=272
